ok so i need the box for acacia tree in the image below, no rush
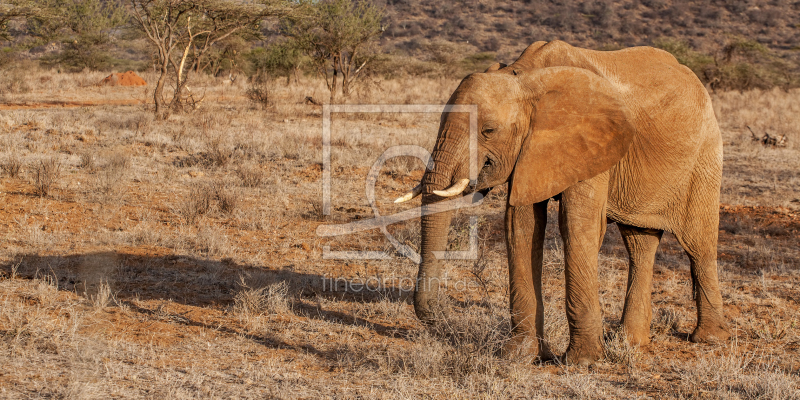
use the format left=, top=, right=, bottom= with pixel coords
left=284, top=0, right=383, bottom=102
left=248, top=39, right=307, bottom=84
left=128, top=0, right=295, bottom=117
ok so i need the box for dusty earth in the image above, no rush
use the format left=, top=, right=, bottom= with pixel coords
left=0, top=72, right=798, bottom=398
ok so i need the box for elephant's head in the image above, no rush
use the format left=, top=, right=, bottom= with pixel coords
left=397, top=66, right=636, bottom=322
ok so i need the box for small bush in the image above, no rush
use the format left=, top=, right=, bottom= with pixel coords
left=245, top=41, right=307, bottom=83
left=78, top=151, right=96, bottom=171
left=204, top=135, right=233, bottom=167
left=214, top=182, right=239, bottom=215
left=96, top=152, right=130, bottom=195
left=89, top=280, right=113, bottom=310
left=366, top=300, right=510, bottom=380
left=32, top=158, right=62, bottom=197
left=236, top=164, right=264, bottom=188
left=178, top=183, right=214, bottom=224
left=245, top=72, right=274, bottom=110
left=652, top=307, right=681, bottom=336
left=234, top=279, right=293, bottom=317
left=1, top=155, right=23, bottom=178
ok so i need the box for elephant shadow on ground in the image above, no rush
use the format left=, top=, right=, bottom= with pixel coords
left=0, top=251, right=417, bottom=359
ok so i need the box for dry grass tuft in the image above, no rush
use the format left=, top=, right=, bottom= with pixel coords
left=89, top=280, right=113, bottom=310
left=176, top=183, right=214, bottom=224
left=213, top=180, right=239, bottom=215
left=233, top=277, right=294, bottom=333
left=235, top=164, right=264, bottom=188
left=95, top=151, right=130, bottom=196
left=652, top=307, right=681, bottom=338
left=603, top=328, right=642, bottom=373
left=78, top=151, right=96, bottom=171
left=31, top=157, right=62, bottom=197
left=1, top=154, right=24, bottom=178
left=204, top=134, right=233, bottom=167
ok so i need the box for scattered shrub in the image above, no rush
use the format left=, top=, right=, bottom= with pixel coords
left=245, top=41, right=307, bottom=84
left=235, top=164, right=264, bottom=188
left=214, top=181, right=239, bottom=215
left=654, top=37, right=799, bottom=91
left=652, top=307, right=681, bottom=337
left=78, top=151, right=96, bottom=171
left=31, top=158, right=62, bottom=197
left=96, top=152, right=130, bottom=195
left=1, top=155, right=23, bottom=178
left=204, top=134, right=233, bottom=167
left=234, top=279, right=293, bottom=317
left=245, top=72, right=274, bottom=110
left=178, top=183, right=214, bottom=224
left=604, top=329, right=641, bottom=373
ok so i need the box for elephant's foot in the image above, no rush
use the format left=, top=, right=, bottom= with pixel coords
left=413, top=291, right=444, bottom=325
left=563, top=342, right=603, bottom=366
left=690, top=320, right=730, bottom=343
left=622, top=321, right=651, bottom=346
left=502, top=335, right=555, bottom=362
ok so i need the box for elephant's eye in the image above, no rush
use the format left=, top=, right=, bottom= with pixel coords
left=482, top=128, right=495, bottom=136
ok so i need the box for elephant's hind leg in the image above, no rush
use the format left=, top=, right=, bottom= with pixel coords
left=680, top=235, right=730, bottom=343
left=503, top=200, right=553, bottom=361
left=674, top=206, right=730, bottom=343
left=618, top=224, right=663, bottom=346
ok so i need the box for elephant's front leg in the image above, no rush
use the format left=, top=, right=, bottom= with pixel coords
left=503, top=200, right=552, bottom=360
left=558, top=174, right=609, bottom=365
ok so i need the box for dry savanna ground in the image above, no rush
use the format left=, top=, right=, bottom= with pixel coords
left=0, top=66, right=798, bottom=399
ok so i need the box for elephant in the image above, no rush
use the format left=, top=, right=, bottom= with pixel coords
left=395, top=40, right=731, bottom=365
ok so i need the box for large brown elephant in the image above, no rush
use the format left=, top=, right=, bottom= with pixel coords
left=396, top=41, right=730, bottom=365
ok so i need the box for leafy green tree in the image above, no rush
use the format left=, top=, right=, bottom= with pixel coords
left=128, top=0, right=297, bottom=117
left=247, top=39, right=307, bottom=84
left=283, top=0, right=383, bottom=102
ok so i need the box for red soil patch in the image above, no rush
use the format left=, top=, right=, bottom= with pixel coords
left=98, top=71, right=147, bottom=87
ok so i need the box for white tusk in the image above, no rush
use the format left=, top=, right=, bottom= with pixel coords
left=432, top=178, right=470, bottom=197
left=394, top=184, right=422, bottom=203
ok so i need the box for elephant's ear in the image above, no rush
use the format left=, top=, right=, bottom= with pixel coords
left=509, top=67, right=635, bottom=206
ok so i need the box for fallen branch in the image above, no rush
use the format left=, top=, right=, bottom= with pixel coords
left=746, top=125, right=787, bottom=148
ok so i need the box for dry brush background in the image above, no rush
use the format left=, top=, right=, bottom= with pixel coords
left=0, top=67, right=798, bottom=399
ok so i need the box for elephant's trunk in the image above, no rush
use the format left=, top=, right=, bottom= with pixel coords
left=414, top=129, right=467, bottom=322
left=414, top=193, right=454, bottom=322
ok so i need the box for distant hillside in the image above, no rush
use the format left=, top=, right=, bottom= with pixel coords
left=5, top=0, right=799, bottom=90
left=379, top=0, right=800, bottom=59
left=366, top=0, right=800, bottom=88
